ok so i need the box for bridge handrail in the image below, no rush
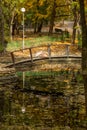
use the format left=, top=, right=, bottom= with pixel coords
left=10, top=43, right=70, bottom=53
left=10, top=44, right=80, bottom=66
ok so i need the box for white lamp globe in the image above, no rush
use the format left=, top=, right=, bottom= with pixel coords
left=21, top=7, right=26, bottom=12
left=21, top=107, right=26, bottom=113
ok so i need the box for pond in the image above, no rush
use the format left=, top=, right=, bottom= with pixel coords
left=0, top=62, right=87, bottom=130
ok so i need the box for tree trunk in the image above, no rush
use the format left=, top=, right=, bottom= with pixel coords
left=49, top=0, right=56, bottom=34
left=72, top=0, right=78, bottom=44
left=10, top=11, right=15, bottom=41
left=0, top=0, right=5, bottom=53
left=34, top=22, right=37, bottom=33
left=79, top=0, right=87, bottom=116
left=12, top=14, right=20, bottom=35
left=37, top=20, right=43, bottom=33
left=10, top=24, right=13, bottom=41
left=12, top=23, right=16, bottom=36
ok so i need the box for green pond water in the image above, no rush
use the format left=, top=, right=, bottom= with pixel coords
left=0, top=69, right=87, bottom=130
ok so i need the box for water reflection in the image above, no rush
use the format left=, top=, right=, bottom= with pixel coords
left=0, top=69, right=87, bottom=130
left=21, top=72, right=26, bottom=113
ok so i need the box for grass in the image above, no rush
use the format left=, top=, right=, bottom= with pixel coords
left=17, top=71, right=60, bottom=77
left=7, top=34, right=82, bottom=52
left=7, top=35, right=64, bottom=51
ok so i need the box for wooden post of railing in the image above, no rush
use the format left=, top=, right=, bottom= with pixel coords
left=47, top=44, right=51, bottom=60
left=29, top=48, right=33, bottom=63
left=66, top=45, right=70, bottom=58
left=11, top=52, right=15, bottom=65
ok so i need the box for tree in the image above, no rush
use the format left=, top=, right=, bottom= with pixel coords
left=47, top=0, right=70, bottom=34
left=2, top=0, right=17, bottom=41
left=79, top=0, right=87, bottom=115
left=48, top=0, right=56, bottom=34
left=0, top=0, right=5, bottom=53
left=71, top=0, right=78, bottom=44
left=2, top=0, right=26, bottom=41
left=25, top=0, right=48, bottom=33
left=25, top=0, right=71, bottom=34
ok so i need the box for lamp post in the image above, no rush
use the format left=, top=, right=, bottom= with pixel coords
left=21, top=7, right=26, bottom=50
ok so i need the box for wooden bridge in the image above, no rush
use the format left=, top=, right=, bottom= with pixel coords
left=6, top=44, right=81, bottom=67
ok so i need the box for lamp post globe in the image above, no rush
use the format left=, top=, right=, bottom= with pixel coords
left=21, top=7, right=25, bottom=13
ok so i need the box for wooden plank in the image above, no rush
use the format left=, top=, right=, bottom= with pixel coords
left=47, top=44, right=51, bottom=59
left=66, top=44, right=70, bottom=58
left=6, top=55, right=81, bottom=68
left=10, top=52, right=15, bottom=65
left=29, top=48, right=33, bottom=63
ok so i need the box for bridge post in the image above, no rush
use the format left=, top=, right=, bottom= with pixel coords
left=47, top=44, right=51, bottom=60
left=11, top=52, right=15, bottom=66
left=66, top=45, right=70, bottom=58
left=29, top=48, right=33, bottom=63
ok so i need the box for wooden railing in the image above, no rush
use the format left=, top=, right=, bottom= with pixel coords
left=9, top=44, right=81, bottom=66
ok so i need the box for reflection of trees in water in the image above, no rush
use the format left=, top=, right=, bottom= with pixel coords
left=0, top=69, right=87, bottom=129
left=0, top=91, right=4, bottom=123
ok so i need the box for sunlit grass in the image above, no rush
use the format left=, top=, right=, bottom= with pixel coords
left=7, top=35, right=61, bottom=51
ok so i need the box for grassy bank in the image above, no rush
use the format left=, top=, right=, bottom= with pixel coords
left=7, top=35, right=66, bottom=51
left=7, top=33, right=81, bottom=52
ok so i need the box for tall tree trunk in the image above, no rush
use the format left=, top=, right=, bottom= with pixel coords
left=12, top=15, right=19, bottom=36
left=10, top=10, right=15, bottom=41
left=0, top=0, right=5, bottom=53
left=37, top=20, right=43, bottom=33
left=79, top=0, right=87, bottom=115
left=72, top=0, right=78, bottom=44
left=34, top=22, right=37, bottom=33
left=49, top=0, right=56, bottom=34
left=34, top=0, right=39, bottom=33
left=10, top=24, right=13, bottom=41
